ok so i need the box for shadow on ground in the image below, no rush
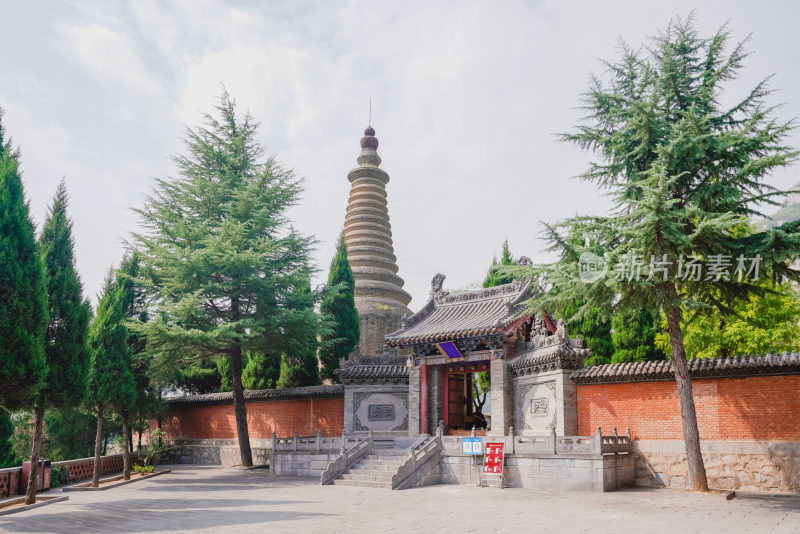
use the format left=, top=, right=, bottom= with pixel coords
left=0, top=497, right=329, bottom=533
left=734, top=492, right=800, bottom=513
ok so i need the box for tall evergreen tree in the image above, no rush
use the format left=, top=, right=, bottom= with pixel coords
left=132, top=92, right=319, bottom=466
left=611, top=308, right=663, bottom=363
left=88, top=272, right=136, bottom=487
left=319, top=233, right=360, bottom=382
left=564, top=301, right=614, bottom=363
left=0, top=409, right=19, bottom=468
left=0, top=112, right=47, bottom=411
left=25, top=181, right=92, bottom=503
left=276, top=270, right=321, bottom=388
left=526, top=16, right=800, bottom=491
left=117, top=252, right=156, bottom=477
left=483, top=239, right=515, bottom=287
left=241, top=352, right=277, bottom=390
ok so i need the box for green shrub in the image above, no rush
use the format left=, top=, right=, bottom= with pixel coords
left=140, top=428, right=167, bottom=466
left=132, top=464, right=154, bottom=474
left=49, top=465, right=68, bottom=488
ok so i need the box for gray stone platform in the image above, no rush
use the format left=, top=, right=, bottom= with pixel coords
left=0, top=466, right=797, bottom=533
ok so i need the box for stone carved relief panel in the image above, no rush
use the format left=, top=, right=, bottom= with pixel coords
left=517, top=381, right=558, bottom=434
left=354, top=392, right=409, bottom=431
left=368, top=404, right=396, bottom=421
left=530, top=398, right=549, bottom=417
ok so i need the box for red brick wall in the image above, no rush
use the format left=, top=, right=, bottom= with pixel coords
left=162, top=397, right=345, bottom=440
left=576, top=375, right=800, bottom=441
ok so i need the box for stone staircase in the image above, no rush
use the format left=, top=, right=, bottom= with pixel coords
left=331, top=449, right=407, bottom=489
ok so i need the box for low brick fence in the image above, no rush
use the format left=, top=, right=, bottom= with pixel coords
left=0, top=452, right=139, bottom=498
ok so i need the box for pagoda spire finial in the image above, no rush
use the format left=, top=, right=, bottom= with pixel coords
left=358, top=122, right=380, bottom=166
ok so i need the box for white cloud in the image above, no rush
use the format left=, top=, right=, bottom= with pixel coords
left=1, top=0, right=799, bottom=308
left=56, top=21, right=162, bottom=97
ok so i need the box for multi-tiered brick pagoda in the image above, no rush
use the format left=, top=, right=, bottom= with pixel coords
left=343, top=126, right=412, bottom=356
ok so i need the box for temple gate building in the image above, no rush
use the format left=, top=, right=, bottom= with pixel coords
left=138, top=126, right=800, bottom=496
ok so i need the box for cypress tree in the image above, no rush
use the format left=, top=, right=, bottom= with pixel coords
left=483, top=239, right=515, bottom=288
left=88, top=272, right=136, bottom=487
left=611, top=308, right=663, bottom=363
left=0, top=409, right=19, bottom=468
left=0, top=112, right=48, bottom=411
left=241, top=352, right=277, bottom=390
left=276, top=270, right=321, bottom=388
left=319, top=233, right=360, bottom=382
left=24, top=180, right=92, bottom=503
left=117, top=252, right=152, bottom=478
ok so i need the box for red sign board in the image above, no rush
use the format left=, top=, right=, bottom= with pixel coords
left=483, top=441, right=505, bottom=474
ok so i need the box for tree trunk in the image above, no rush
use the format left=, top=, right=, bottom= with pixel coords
left=92, top=406, right=104, bottom=488
left=24, top=403, right=45, bottom=505
left=231, top=343, right=253, bottom=467
left=122, top=415, right=130, bottom=480
left=665, top=304, right=709, bottom=492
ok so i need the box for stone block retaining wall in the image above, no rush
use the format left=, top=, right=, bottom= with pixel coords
left=633, top=440, right=800, bottom=492
left=438, top=453, right=634, bottom=491
left=270, top=452, right=340, bottom=478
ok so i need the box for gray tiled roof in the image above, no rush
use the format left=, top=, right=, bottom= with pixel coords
left=510, top=338, right=590, bottom=376
left=384, top=280, right=531, bottom=347
left=571, top=352, right=800, bottom=384
left=168, top=384, right=344, bottom=405
left=337, top=354, right=409, bottom=384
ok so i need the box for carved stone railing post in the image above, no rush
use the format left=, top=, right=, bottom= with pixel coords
left=595, top=426, right=602, bottom=455
left=272, top=431, right=278, bottom=451
left=552, top=426, right=557, bottom=455
left=293, top=431, right=299, bottom=452
left=509, top=426, right=515, bottom=455
left=612, top=427, right=618, bottom=455
left=340, top=430, right=346, bottom=454
left=316, top=430, right=321, bottom=451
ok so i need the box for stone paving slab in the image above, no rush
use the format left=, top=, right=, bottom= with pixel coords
left=0, top=465, right=797, bottom=533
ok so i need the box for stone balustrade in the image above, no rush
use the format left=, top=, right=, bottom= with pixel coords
left=441, top=427, right=631, bottom=457
left=0, top=452, right=139, bottom=498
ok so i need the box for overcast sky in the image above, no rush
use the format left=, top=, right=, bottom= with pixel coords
left=2, top=0, right=799, bottom=310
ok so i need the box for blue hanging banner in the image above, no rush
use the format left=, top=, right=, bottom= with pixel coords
left=436, top=341, right=464, bottom=360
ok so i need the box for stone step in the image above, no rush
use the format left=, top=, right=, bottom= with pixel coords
left=340, top=473, right=394, bottom=484
left=368, top=450, right=407, bottom=457
left=331, top=479, right=391, bottom=489
left=345, top=467, right=397, bottom=476
left=349, top=462, right=399, bottom=470
left=355, top=461, right=405, bottom=470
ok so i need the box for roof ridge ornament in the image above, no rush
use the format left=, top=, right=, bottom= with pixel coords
left=430, top=273, right=449, bottom=302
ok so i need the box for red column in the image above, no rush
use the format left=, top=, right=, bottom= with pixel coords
left=420, top=363, right=429, bottom=435
left=442, top=367, right=449, bottom=429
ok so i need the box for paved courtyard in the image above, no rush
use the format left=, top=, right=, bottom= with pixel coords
left=0, top=466, right=798, bottom=533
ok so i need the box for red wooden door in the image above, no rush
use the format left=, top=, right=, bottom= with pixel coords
left=448, top=374, right=466, bottom=429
